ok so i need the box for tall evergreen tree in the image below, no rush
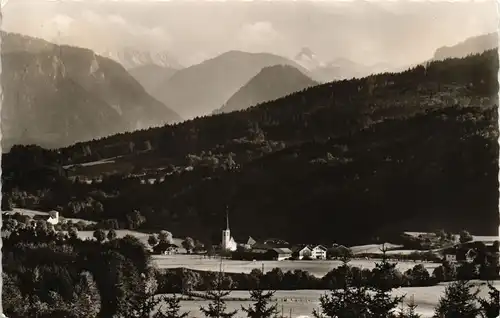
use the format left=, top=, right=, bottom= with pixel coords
left=397, top=295, right=421, bottom=318
left=313, top=257, right=372, bottom=318
left=241, top=287, right=279, bottom=318
left=433, top=280, right=480, bottom=318
left=478, top=281, right=499, bottom=318
left=200, top=265, right=238, bottom=318
left=155, top=294, right=189, bottom=318
left=368, top=244, right=405, bottom=318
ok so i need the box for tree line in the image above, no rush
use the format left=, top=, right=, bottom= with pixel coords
left=2, top=216, right=499, bottom=317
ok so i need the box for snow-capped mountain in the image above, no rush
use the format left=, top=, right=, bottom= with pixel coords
left=294, top=47, right=325, bottom=71
left=101, top=47, right=183, bottom=70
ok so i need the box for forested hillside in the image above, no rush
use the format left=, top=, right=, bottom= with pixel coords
left=3, top=49, right=498, bottom=245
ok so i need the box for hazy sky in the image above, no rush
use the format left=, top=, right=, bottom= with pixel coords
left=2, top=0, right=498, bottom=67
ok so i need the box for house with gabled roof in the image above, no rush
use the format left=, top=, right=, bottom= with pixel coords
left=311, top=245, right=327, bottom=259
left=269, top=248, right=292, bottom=261
left=292, top=245, right=312, bottom=260
left=291, top=244, right=327, bottom=260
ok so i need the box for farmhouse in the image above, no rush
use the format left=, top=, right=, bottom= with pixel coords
left=311, top=245, right=327, bottom=259
left=442, top=245, right=478, bottom=263
left=292, top=245, right=312, bottom=260
left=269, top=248, right=292, bottom=261
left=291, top=245, right=327, bottom=259
left=153, top=242, right=179, bottom=255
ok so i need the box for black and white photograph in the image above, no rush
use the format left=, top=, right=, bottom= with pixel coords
left=0, top=0, right=499, bottom=317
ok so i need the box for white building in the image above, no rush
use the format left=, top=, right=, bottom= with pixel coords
left=311, top=245, right=327, bottom=259
left=47, top=211, right=59, bottom=225
left=221, top=210, right=237, bottom=252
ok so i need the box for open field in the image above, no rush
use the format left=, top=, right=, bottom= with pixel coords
left=152, top=255, right=440, bottom=277
left=350, top=243, right=404, bottom=254
left=157, top=280, right=500, bottom=318
left=404, top=232, right=499, bottom=245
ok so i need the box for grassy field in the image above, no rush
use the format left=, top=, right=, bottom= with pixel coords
left=350, top=243, right=405, bottom=254
left=156, top=280, right=500, bottom=318
left=151, top=254, right=441, bottom=277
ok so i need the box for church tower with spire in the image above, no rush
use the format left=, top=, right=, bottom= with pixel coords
left=221, top=206, right=237, bottom=251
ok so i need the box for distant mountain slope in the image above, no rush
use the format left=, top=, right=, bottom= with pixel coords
left=433, top=32, right=498, bottom=61
left=294, top=47, right=324, bottom=71
left=128, top=64, right=178, bottom=96
left=214, top=65, right=318, bottom=114
left=1, top=32, right=181, bottom=149
left=150, top=50, right=312, bottom=119
left=100, top=47, right=183, bottom=70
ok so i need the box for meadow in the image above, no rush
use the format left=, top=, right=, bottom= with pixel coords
left=157, top=280, right=500, bottom=318
left=151, top=254, right=441, bottom=277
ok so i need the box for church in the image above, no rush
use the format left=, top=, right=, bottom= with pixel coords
left=221, top=209, right=237, bottom=252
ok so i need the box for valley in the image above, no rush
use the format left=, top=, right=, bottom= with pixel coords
left=2, top=3, right=499, bottom=316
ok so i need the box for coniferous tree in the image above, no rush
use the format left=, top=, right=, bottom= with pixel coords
left=478, top=281, right=500, bottom=318
left=155, top=294, right=189, bottom=318
left=397, top=295, right=421, bottom=318
left=200, top=267, right=238, bottom=318
left=313, top=257, right=372, bottom=318
left=433, top=280, right=480, bottom=318
left=368, top=244, right=405, bottom=318
left=241, top=286, right=279, bottom=318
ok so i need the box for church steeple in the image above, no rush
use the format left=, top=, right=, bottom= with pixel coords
left=226, top=205, right=229, bottom=230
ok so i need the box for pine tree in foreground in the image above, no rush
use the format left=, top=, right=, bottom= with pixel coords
left=368, top=244, right=405, bottom=318
left=433, top=280, right=480, bottom=318
left=313, top=257, right=372, bottom=318
left=477, top=281, right=500, bottom=318
left=155, top=294, right=189, bottom=318
left=200, top=270, right=238, bottom=318
left=241, top=287, right=279, bottom=318
left=397, top=295, right=421, bottom=318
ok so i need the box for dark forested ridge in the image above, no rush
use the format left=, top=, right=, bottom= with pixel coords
left=1, top=32, right=181, bottom=150
left=213, top=64, right=318, bottom=114
left=3, top=49, right=499, bottom=245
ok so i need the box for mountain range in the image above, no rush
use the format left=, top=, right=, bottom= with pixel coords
left=4, top=45, right=497, bottom=244
left=213, top=64, right=318, bottom=115
left=1, top=32, right=181, bottom=150
left=128, top=64, right=179, bottom=96
left=148, top=50, right=311, bottom=120
left=100, top=47, right=183, bottom=70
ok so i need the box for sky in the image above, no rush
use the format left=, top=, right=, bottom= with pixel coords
left=1, top=0, right=498, bottom=67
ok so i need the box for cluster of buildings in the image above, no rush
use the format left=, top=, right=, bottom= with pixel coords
left=220, top=212, right=328, bottom=261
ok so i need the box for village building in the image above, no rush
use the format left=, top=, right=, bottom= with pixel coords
left=269, top=248, right=292, bottom=261
left=292, top=245, right=313, bottom=260
left=46, top=211, right=59, bottom=225
left=311, top=245, right=327, bottom=259
left=221, top=210, right=237, bottom=252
